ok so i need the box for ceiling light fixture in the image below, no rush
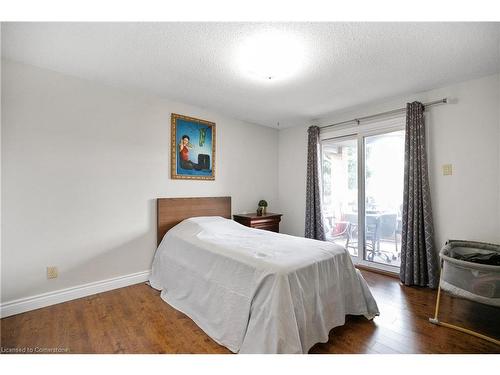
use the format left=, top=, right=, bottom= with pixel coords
left=238, top=29, right=305, bottom=82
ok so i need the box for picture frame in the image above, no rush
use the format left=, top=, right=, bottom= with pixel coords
left=171, top=113, right=216, bottom=180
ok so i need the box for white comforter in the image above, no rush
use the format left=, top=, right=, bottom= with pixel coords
left=149, top=216, right=379, bottom=353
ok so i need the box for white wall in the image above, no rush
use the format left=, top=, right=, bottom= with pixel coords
left=279, top=74, right=500, bottom=250
left=2, top=59, right=499, bottom=307
left=1, top=60, right=279, bottom=303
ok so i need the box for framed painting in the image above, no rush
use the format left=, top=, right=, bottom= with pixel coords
left=171, top=113, right=216, bottom=180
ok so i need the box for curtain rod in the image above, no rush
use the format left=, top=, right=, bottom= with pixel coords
left=319, top=98, right=448, bottom=131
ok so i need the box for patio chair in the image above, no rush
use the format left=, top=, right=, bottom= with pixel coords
left=331, top=221, right=350, bottom=247
left=364, top=215, right=378, bottom=257
left=366, top=213, right=398, bottom=263
left=342, top=213, right=359, bottom=253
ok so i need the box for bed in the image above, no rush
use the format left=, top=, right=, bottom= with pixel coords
left=149, top=197, right=379, bottom=353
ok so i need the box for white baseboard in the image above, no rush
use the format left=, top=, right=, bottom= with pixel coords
left=0, top=270, right=151, bottom=318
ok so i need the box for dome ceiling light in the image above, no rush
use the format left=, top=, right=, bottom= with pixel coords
left=238, top=29, right=305, bottom=82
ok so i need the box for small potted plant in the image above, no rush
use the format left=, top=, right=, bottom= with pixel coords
left=258, top=200, right=268, bottom=215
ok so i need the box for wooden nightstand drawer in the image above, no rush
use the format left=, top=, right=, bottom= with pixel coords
left=253, top=222, right=279, bottom=232
left=233, top=213, right=282, bottom=233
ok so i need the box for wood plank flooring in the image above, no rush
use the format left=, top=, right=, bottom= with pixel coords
left=1, top=270, right=499, bottom=354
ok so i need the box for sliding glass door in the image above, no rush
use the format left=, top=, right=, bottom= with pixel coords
left=322, top=121, right=405, bottom=272
left=363, top=130, right=404, bottom=267
left=322, top=137, right=358, bottom=257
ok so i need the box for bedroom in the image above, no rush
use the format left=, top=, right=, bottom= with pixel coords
left=1, top=0, right=499, bottom=373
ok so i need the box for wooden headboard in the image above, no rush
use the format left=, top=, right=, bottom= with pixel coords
left=157, top=196, right=231, bottom=245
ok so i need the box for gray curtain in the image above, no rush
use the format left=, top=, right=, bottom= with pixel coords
left=305, top=126, right=326, bottom=240
left=400, top=102, right=439, bottom=288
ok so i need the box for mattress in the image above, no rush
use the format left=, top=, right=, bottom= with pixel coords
left=149, top=216, right=379, bottom=353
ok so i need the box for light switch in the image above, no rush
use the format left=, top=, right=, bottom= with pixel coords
left=442, top=164, right=453, bottom=176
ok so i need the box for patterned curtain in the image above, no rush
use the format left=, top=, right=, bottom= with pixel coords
left=400, top=102, right=439, bottom=288
left=305, top=126, right=326, bottom=240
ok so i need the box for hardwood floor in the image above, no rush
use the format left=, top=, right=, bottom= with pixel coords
left=1, top=270, right=499, bottom=354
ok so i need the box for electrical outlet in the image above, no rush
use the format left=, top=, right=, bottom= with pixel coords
left=47, top=266, right=58, bottom=279
left=442, top=164, right=453, bottom=176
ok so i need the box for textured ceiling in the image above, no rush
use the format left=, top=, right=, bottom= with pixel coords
left=2, top=22, right=500, bottom=128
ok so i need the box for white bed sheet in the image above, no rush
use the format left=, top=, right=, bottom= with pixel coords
left=149, top=216, right=379, bottom=353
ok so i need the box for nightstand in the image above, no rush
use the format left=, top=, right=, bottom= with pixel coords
left=233, top=212, right=283, bottom=233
